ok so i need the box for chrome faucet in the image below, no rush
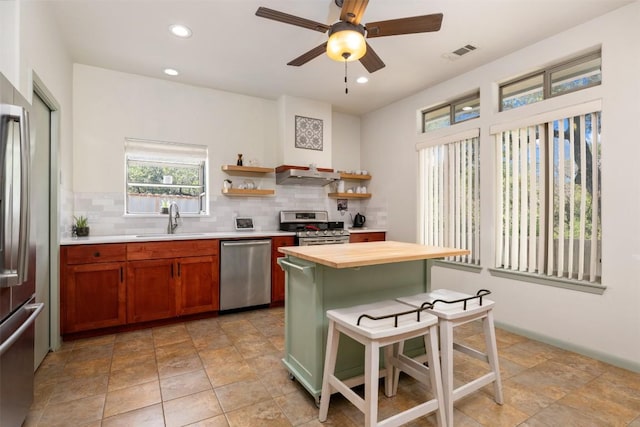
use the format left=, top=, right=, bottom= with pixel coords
left=168, top=202, right=180, bottom=234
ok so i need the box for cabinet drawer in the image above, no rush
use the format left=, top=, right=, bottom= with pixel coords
left=127, top=239, right=219, bottom=260
left=65, top=244, right=127, bottom=265
left=349, top=232, right=386, bottom=243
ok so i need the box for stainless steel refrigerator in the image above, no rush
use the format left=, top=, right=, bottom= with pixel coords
left=0, top=72, right=43, bottom=427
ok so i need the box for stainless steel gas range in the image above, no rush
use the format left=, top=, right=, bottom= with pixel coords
left=279, top=210, right=349, bottom=246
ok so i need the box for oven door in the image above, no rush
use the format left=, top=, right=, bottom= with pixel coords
left=298, top=236, right=349, bottom=246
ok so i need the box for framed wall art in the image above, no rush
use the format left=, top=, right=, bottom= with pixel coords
left=295, top=115, right=323, bottom=151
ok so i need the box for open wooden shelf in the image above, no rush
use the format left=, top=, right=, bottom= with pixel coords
left=221, top=165, right=274, bottom=174
left=328, top=192, right=372, bottom=199
left=340, top=173, right=371, bottom=180
left=222, top=188, right=275, bottom=197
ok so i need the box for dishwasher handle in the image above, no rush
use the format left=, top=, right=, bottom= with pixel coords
left=221, top=240, right=271, bottom=247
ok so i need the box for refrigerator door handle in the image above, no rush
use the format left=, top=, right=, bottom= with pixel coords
left=0, top=104, right=30, bottom=285
left=0, top=302, right=43, bottom=357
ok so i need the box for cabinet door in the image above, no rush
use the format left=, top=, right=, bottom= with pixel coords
left=349, top=232, right=386, bottom=243
left=127, top=259, right=176, bottom=323
left=271, top=236, right=295, bottom=304
left=63, top=262, right=126, bottom=333
left=177, top=255, right=219, bottom=315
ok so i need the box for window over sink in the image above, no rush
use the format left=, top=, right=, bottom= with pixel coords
left=124, top=138, right=209, bottom=215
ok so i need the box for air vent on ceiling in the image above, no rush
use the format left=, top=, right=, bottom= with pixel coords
left=453, top=44, right=477, bottom=56
left=442, top=44, right=478, bottom=61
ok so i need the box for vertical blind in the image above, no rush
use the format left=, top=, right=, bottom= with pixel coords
left=419, top=132, right=480, bottom=264
left=495, top=109, right=601, bottom=282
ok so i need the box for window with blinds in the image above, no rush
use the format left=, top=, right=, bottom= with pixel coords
left=418, top=130, right=480, bottom=264
left=494, top=104, right=601, bottom=283
left=125, top=138, right=209, bottom=215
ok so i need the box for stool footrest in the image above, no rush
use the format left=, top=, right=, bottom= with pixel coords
left=392, top=353, right=430, bottom=386
left=377, top=400, right=442, bottom=427
left=453, top=342, right=489, bottom=363
left=452, top=372, right=498, bottom=403
left=329, top=375, right=366, bottom=412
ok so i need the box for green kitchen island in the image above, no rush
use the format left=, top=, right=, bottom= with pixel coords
left=277, top=241, right=469, bottom=403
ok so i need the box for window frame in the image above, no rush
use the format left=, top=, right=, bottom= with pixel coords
left=124, top=138, right=209, bottom=216
left=421, top=92, right=480, bottom=132
left=499, top=50, right=601, bottom=111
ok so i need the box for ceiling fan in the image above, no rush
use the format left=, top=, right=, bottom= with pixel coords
left=255, top=0, right=443, bottom=73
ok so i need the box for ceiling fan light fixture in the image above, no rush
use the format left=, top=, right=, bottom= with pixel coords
left=326, top=22, right=366, bottom=62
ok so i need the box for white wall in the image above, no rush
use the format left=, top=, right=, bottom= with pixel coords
left=0, top=0, right=19, bottom=86
left=277, top=95, right=333, bottom=168
left=331, top=112, right=361, bottom=173
left=73, top=64, right=279, bottom=194
left=14, top=0, right=74, bottom=351
left=362, top=1, right=640, bottom=371
left=72, top=65, right=370, bottom=234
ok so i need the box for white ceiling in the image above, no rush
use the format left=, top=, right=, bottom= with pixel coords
left=48, top=0, right=631, bottom=115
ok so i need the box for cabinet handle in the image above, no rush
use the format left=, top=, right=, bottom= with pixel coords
left=94, top=251, right=101, bottom=257
left=120, top=267, right=123, bottom=282
left=177, top=263, right=181, bottom=277
left=171, top=263, right=174, bottom=277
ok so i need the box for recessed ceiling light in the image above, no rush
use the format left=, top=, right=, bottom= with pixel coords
left=169, top=24, right=192, bottom=38
left=462, top=106, right=473, bottom=111
left=356, top=76, right=369, bottom=84
left=164, top=68, right=179, bottom=76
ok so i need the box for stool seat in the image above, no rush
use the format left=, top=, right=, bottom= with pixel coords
left=326, top=300, right=439, bottom=340
left=320, top=299, right=446, bottom=427
left=397, top=288, right=495, bottom=320
left=395, top=289, right=503, bottom=427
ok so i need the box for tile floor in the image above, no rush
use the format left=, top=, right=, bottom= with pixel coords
left=26, top=307, right=640, bottom=426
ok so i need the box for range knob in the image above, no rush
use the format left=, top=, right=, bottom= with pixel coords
left=323, top=230, right=329, bottom=236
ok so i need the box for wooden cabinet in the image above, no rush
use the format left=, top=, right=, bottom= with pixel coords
left=349, top=231, right=386, bottom=243
left=61, top=244, right=127, bottom=333
left=178, top=255, right=219, bottom=315
left=271, top=236, right=295, bottom=305
left=126, top=258, right=176, bottom=323
left=127, top=240, right=219, bottom=323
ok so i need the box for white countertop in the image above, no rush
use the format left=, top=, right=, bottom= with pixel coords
left=347, top=228, right=387, bottom=234
left=60, top=230, right=296, bottom=245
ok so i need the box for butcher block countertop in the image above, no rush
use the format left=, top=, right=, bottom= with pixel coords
left=278, top=241, right=470, bottom=269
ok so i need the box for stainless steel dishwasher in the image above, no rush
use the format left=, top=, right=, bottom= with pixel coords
left=220, top=239, right=272, bottom=311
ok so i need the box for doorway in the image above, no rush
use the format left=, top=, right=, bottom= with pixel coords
left=32, top=80, right=58, bottom=368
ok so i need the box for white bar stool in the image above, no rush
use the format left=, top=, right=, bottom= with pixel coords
left=318, top=299, right=446, bottom=427
left=396, top=289, right=503, bottom=427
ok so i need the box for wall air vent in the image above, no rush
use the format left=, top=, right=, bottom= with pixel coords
left=442, top=44, right=478, bottom=61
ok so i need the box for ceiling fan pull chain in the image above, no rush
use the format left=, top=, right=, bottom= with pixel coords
left=343, top=53, right=349, bottom=94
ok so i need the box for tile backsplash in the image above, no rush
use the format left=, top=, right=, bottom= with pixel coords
left=70, top=186, right=387, bottom=237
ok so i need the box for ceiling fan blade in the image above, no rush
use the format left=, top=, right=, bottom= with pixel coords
left=256, top=7, right=330, bottom=33
left=339, top=0, right=369, bottom=25
left=366, top=13, right=443, bottom=38
left=287, top=43, right=328, bottom=66
left=359, top=42, right=385, bottom=73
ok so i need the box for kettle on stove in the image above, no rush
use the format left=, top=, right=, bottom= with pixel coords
left=352, top=212, right=366, bottom=228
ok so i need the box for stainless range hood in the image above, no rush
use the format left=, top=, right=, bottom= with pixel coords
left=275, top=166, right=340, bottom=186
